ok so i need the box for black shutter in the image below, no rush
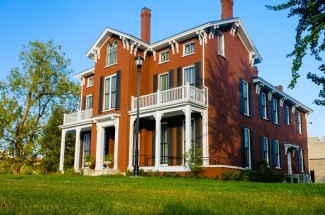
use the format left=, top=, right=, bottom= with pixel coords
left=194, top=62, right=201, bottom=88
left=176, top=125, right=182, bottom=165
left=259, top=93, right=263, bottom=118
left=249, top=83, right=253, bottom=117
left=169, top=69, right=174, bottom=89
left=177, top=67, right=182, bottom=87
left=239, top=78, right=244, bottom=114
left=277, top=100, right=280, bottom=125
left=260, top=136, right=264, bottom=161
left=167, top=124, right=173, bottom=165
left=98, top=76, right=104, bottom=114
left=269, top=139, right=274, bottom=167
left=279, top=142, right=283, bottom=168
left=153, top=74, right=158, bottom=92
left=82, top=96, right=86, bottom=110
left=115, top=70, right=121, bottom=109
left=250, top=129, right=254, bottom=167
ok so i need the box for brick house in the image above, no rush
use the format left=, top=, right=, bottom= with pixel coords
left=59, top=0, right=313, bottom=178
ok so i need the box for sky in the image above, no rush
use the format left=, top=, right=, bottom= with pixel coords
left=0, top=0, right=323, bottom=137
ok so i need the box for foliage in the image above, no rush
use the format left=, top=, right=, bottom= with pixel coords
left=0, top=175, right=324, bottom=214
left=39, top=106, right=75, bottom=172
left=221, top=170, right=244, bottom=181
left=185, top=143, right=203, bottom=176
left=0, top=40, right=79, bottom=169
left=266, top=0, right=325, bottom=105
left=0, top=159, right=13, bottom=174
left=19, top=164, right=34, bottom=175
left=104, top=154, right=114, bottom=162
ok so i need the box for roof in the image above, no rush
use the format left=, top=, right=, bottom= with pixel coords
left=85, top=17, right=262, bottom=64
left=253, top=77, right=313, bottom=114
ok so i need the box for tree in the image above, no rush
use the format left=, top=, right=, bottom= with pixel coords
left=39, top=106, right=75, bottom=172
left=0, top=40, right=79, bottom=165
left=266, top=0, right=325, bottom=105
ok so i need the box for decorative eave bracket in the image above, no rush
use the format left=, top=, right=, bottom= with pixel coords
left=169, top=40, right=179, bottom=54
left=292, top=104, right=299, bottom=113
left=196, top=29, right=208, bottom=45
left=267, top=90, right=275, bottom=101
left=91, top=48, right=100, bottom=63
left=208, top=25, right=219, bottom=39
left=120, top=36, right=130, bottom=50
left=280, top=97, right=287, bottom=107
left=230, top=22, right=240, bottom=36
left=255, top=83, right=264, bottom=95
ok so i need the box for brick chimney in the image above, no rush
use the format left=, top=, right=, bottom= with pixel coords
left=276, top=85, right=283, bottom=91
left=141, top=7, right=151, bottom=43
left=221, top=0, right=234, bottom=19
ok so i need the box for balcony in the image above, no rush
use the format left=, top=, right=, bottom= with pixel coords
left=131, top=84, right=207, bottom=111
left=63, top=109, right=93, bottom=125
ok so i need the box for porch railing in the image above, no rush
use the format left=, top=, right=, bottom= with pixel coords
left=63, top=109, right=93, bottom=125
left=131, top=83, right=207, bottom=111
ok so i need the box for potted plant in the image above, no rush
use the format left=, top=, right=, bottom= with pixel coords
left=103, top=154, right=114, bottom=165
left=84, top=155, right=92, bottom=168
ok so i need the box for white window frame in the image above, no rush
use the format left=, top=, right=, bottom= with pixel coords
left=274, top=140, right=281, bottom=168
left=106, top=40, right=117, bottom=67
left=217, top=31, right=225, bottom=56
left=296, top=111, right=302, bottom=134
left=262, top=136, right=269, bottom=166
left=242, top=80, right=250, bottom=116
left=158, top=72, right=169, bottom=91
left=159, top=50, right=169, bottom=64
left=103, top=74, right=117, bottom=111
left=183, top=65, right=195, bottom=86
left=183, top=41, right=195, bottom=56
left=299, top=148, right=304, bottom=172
left=261, top=92, right=267, bottom=119
left=86, top=94, right=93, bottom=110
left=272, top=98, right=279, bottom=124
left=87, top=76, right=94, bottom=87
left=243, top=128, right=251, bottom=168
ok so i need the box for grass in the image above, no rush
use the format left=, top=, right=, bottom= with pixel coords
left=0, top=175, right=324, bottom=214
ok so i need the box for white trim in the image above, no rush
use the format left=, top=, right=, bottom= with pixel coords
left=87, top=76, right=94, bottom=88
left=183, top=65, right=195, bottom=86
left=204, top=165, right=245, bottom=170
left=159, top=49, right=170, bottom=64
left=74, top=67, right=94, bottom=79
left=85, top=94, right=93, bottom=110
left=59, top=129, right=67, bottom=173
left=103, top=74, right=117, bottom=111
left=183, top=41, right=195, bottom=57
left=158, top=72, right=169, bottom=91
left=217, top=30, right=225, bottom=57
left=74, top=127, right=81, bottom=172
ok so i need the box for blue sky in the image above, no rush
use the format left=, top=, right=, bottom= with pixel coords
left=0, top=0, right=323, bottom=137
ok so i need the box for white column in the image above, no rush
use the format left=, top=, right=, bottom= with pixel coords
left=128, top=116, right=135, bottom=169
left=113, top=117, right=119, bottom=170
left=155, top=112, right=162, bottom=169
left=59, top=129, right=67, bottom=173
left=287, top=151, right=292, bottom=175
left=95, top=124, right=105, bottom=170
left=201, top=110, right=209, bottom=166
left=74, top=127, right=81, bottom=172
left=184, top=105, right=191, bottom=167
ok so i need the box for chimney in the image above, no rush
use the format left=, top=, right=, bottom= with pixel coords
left=221, top=0, right=234, bottom=19
left=276, top=85, right=283, bottom=91
left=141, top=7, right=151, bottom=43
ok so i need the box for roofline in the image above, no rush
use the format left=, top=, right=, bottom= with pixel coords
left=73, top=67, right=95, bottom=79
left=253, top=77, right=313, bottom=114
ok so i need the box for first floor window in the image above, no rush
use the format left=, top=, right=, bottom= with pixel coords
left=104, top=75, right=117, bottom=110
left=298, top=148, right=304, bottom=172
left=260, top=136, right=269, bottom=165
left=84, top=134, right=90, bottom=157
left=273, top=140, right=281, bottom=168
left=242, top=127, right=253, bottom=168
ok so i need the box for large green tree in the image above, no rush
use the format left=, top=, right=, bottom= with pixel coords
left=0, top=40, right=79, bottom=165
left=266, top=0, right=325, bottom=105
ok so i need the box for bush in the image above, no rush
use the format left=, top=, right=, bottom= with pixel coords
left=0, top=159, right=13, bottom=174
left=125, top=169, right=133, bottom=176
left=64, top=168, right=80, bottom=175
left=20, top=164, right=34, bottom=175
left=144, top=169, right=154, bottom=177
left=185, top=143, right=203, bottom=176
left=221, top=171, right=243, bottom=181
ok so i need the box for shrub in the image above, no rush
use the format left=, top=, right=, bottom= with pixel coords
left=64, top=168, right=80, bottom=175
left=20, top=164, right=34, bottom=175
left=125, top=169, right=133, bottom=176
left=185, top=143, right=203, bottom=176
left=0, top=159, right=13, bottom=174
left=243, top=161, right=286, bottom=183
left=144, top=169, right=154, bottom=177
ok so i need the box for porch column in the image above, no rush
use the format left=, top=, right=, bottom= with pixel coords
left=201, top=110, right=209, bottom=166
left=128, top=116, right=135, bottom=169
left=59, top=129, right=67, bottom=172
left=287, top=151, right=292, bottom=175
left=95, top=124, right=105, bottom=170
left=155, top=112, right=162, bottom=169
left=184, top=105, right=191, bottom=167
left=113, top=117, right=119, bottom=170
left=74, top=127, right=81, bottom=172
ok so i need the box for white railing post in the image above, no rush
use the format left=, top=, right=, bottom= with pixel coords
left=186, top=83, right=190, bottom=100
left=131, top=96, right=135, bottom=110
left=78, top=110, right=81, bottom=122
left=157, top=90, right=161, bottom=105
left=63, top=113, right=67, bottom=124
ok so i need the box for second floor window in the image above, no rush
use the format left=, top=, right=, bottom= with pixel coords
left=271, top=98, right=279, bottom=124
left=260, top=136, right=269, bottom=165
left=107, top=40, right=117, bottom=66
left=84, top=134, right=90, bottom=157
left=159, top=73, right=169, bottom=91
left=183, top=66, right=195, bottom=86
left=240, top=78, right=252, bottom=116
left=259, top=92, right=267, bottom=119
left=104, top=75, right=117, bottom=110
left=272, top=140, right=281, bottom=168
left=242, top=127, right=253, bottom=168
left=295, top=111, right=302, bottom=134
left=86, top=95, right=93, bottom=109
left=183, top=41, right=194, bottom=56
left=284, top=104, right=291, bottom=125
left=160, top=50, right=169, bottom=63
left=87, top=77, right=94, bottom=87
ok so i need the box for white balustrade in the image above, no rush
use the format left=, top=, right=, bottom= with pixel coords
left=63, top=109, right=93, bottom=125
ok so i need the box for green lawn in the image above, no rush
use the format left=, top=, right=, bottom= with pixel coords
left=0, top=175, right=324, bottom=214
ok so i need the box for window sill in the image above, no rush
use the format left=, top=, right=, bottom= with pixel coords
left=158, top=60, right=169, bottom=65
left=182, top=53, right=195, bottom=57
left=275, top=167, right=281, bottom=169
left=218, top=53, right=226, bottom=59
left=105, top=63, right=117, bottom=68
left=86, top=85, right=93, bottom=88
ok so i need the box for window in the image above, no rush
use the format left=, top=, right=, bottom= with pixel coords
left=87, top=77, right=94, bottom=87
left=183, top=41, right=194, bottom=56
left=217, top=31, right=225, bottom=56
left=298, top=148, right=304, bottom=172
left=242, top=127, right=253, bottom=168
left=84, top=134, right=90, bottom=157
left=159, top=73, right=169, bottom=91
left=183, top=66, right=195, bottom=86
left=295, top=111, right=302, bottom=134
left=259, top=92, right=267, bottom=119
left=273, top=140, right=281, bottom=168
left=260, top=136, right=269, bottom=165
left=106, top=40, right=117, bottom=66
left=240, top=78, right=252, bottom=116
left=284, top=104, right=291, bottom=125
left=161, top=123, right=169, bottom=164
left=104, top=75, right=117, bottom=110
left=86, top=95, right=93, bottom=109
left=271, top=98, right=279, bottom=124
left=160, top=50, right=169, bottom=63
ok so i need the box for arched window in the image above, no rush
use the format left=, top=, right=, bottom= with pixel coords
left=107, top=40, right=117, bottom=66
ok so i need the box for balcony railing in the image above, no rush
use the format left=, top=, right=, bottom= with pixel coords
left=63, top=109, right=93, bottom=125
left=131, top=84, right=207, bottom=111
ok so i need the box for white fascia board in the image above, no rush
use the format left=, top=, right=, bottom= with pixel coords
left=86, top=27, right=150, bottom=58
left=253, top=77, right=313, bottom=113
left=73, top=67, right=95, bottom=79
